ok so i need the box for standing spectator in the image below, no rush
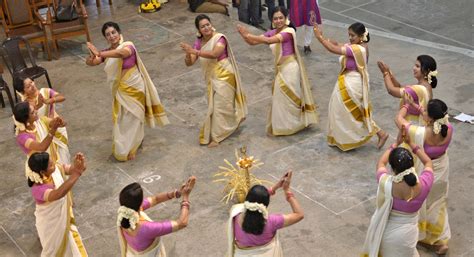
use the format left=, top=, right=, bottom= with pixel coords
left=290, top=0, right=322, bottom=54
left=188, top=0, right=229, bottom=15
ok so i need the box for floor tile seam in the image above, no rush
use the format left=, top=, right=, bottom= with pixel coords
left=81, top=224, right=116, bottom=241
left=235, top=61, right=267, bottom=77
left=267, top=131, right=324, bottom=157
left=321, top=20, right=474, bottom=57
left=136, top=13, right=186, bottom=39
left=0, top=225, right=27, bottom=257
left=264, top=171, right=338, bottom=215
left=346, top=6, right=473, bottom=49
left=319, top=6, right=389, bottom=33
left=334, top=0, right=378, bottom=14
left=157, top=68, right=201, bottom=85
left=114, top=163, right=154, bottom=195
left=334, top=196, right=375, bottom=215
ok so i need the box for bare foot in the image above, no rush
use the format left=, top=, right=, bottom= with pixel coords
left=436, top=244, right=448, bottom=255
left=208, top=141, right=219, bottom=148
left=377, top=131, right=389, bottom=149
left=127, top=152, right=136, bottom=160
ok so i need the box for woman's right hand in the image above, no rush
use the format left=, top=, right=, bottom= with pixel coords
left=49, top=117, right=62, bottom=132
left=237, top=24, right=249, bottom=38
left=71, top=152, right=87, bottom=176
left=86, top=42, right=99, bottom=57
left=313, top=23, right=323, bottom=39
left=282, top=170, right=293, bottom=192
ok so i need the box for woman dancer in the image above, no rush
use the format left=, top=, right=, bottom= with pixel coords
left=15, top=77, right=65, bottom=118
left=227, top=171, right=304, bottom=256
left=396, top=99, right=452, bottom=254
left=13, top=102, right=70, bottom=167
left=28, top=152, right=87, bottom=256
left=378, top=55, right=437, bottom=124
left=86, top=22, right=169, bottom=161
left=180, top=14, right=247, bottom=147
left=117, top=176, right=196, bottom=256
left=362, top=133, right=433, bottom=257
left=237, top=7, right=318, bottom=136
left=313, top=22, right=388, bottom=151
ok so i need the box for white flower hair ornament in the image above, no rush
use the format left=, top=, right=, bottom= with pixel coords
left=362, top=28, right=369, bottom=42
left=117, top=206, right=140, bottom=230
left=433, top=114, right=449, bottom=134
left=393, top=167, right=418, bottom=183
left=244, top=201, right=269, bottom=219
left=25, top=162, right=43, bottom=184
left=285, top=18, right=290, bottom=26
left=12, top=116, right=26, bottom=136
left=427, top=70, right=438, bottom=85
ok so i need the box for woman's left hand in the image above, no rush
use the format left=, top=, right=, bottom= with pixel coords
left=86, top=42, right=100, bottom=57
left=179, top=42, right=195, bottom=55
left=237, top=24, right=249, bottom=38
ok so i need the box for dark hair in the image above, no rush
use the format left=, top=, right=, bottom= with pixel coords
left=389, top=147, right=417, bottom=186
left=271, top=6, right=296, bottom=31
left=119, top=183, right=143, bottom=229
left=101, top=21, right=121, bottom=37
left=428, top=99, right=449, bottom=137
left=13, top=101, right=31, bottom=125
left=417, top=55, right=437, bottom=88
left=242, top=185, right=270, bottom=235
left=194, top=14, right=211, bottom=38
left=27, top=152, right=50, bottom=187
left=348, top=22, right=370, bottom=43
left=13, top=76, right=31, bottom=93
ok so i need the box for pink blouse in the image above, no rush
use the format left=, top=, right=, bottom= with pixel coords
left=377, top=167, right=434, bottom=213
left=16, top=132, right=36, bottom=155
left=193, top=36, right=228, bottom=61
left=424, top=123, right=453, bottom=159
left=344, top=44, right=367, bottom=71
left=101, top=45, right=137, bottom=70
left=263, top=30, right=295, bottom=56
left=31, top=183, right=55, bottom=204
left=233, top=213, right=284, bottom=247
left=404, top=86, right=422, bottom=116
left=122, top=199, right=173, bottom=252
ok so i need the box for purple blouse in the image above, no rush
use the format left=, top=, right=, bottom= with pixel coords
left=122, top=198, right=173, bottom=252
left=404, top=86, right=422, bottom=116
left=233, top=213, right=284, bottom=247
left=193, top=36, right=228, bottom=61
left=424, top=124, right=453, bottom=159
left=377, top=167, right=434, bottom=213
left=263, top=30, right=295, bottom=56
left=101, top=45, right=137, bottom=70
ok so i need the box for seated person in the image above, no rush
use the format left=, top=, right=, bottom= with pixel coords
left=188, top=0, right=229, bottom=15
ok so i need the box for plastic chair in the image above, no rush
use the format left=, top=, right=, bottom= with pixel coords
left=1, top=36, right=52, bottom=102
left=0, top=75, right=14, bottom=110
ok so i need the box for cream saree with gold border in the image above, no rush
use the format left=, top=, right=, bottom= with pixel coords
left=198, top=33, right=247, bottom=145
left=36, top=116, right=70, bottom=166
left=407, top=125, right=451, bottom=246
left=362, top=174, right=420, bottom=257
left=327, top=44, right=379, bottom=151
left=118, top=212, right=166, bottom=257
left=19, top=88, right=57, bottom=118
left=227, top=204, right=283, bottom=257
left=104, top=41, right=169, bottom=161
left=267, top=27, right=318, bottom=136
left=35, top=165, right=87, bottom=257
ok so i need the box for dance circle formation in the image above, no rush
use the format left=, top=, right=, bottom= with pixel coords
left=11, top=4, right=454, bottom=257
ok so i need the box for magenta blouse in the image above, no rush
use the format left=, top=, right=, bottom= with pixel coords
left=377, top=167, right=434, bottom=213
left=16, top=132, right=36, bottom=155
left=101, top=45, right=137, bottom=70
left=122, top=198, right=173, bottom=252
left=193, top=36, right=228, bottom=61
left=233, top=213, right=284, bottom=247
left=31, top=183, right=55, bottom=204
left=344, top=44, right=368, bottom=71
left=405, top=124, right=453, bottom=159
left=263, top=30, right=295, bottom=56
left=404, top=86, right=423, bottom=116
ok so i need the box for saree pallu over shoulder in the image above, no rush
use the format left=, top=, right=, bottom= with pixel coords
left=36, top=116, right=70, bottom=165
left=361, top=174, right=393, bottom=257
left=104, top=41, right=169, bottom=161
left=267, top=27, right=318, bottom=136
left=399, top=85, right=429, bottom=125
left=327, top=44, right=379, bottom=151
left=118, top=212, right=166, bottom=257
left=227, top=204, right=283, bottom=257
left=406, top=125, right=451, bottom=245
left=198, top=33, right=247, bottom=145
left=35, top=166, right=87, bottom=257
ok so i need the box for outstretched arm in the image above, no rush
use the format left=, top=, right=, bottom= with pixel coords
left=237, top=24, right=282, bottom=45
left=313, top=24, right=344, bottom=55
